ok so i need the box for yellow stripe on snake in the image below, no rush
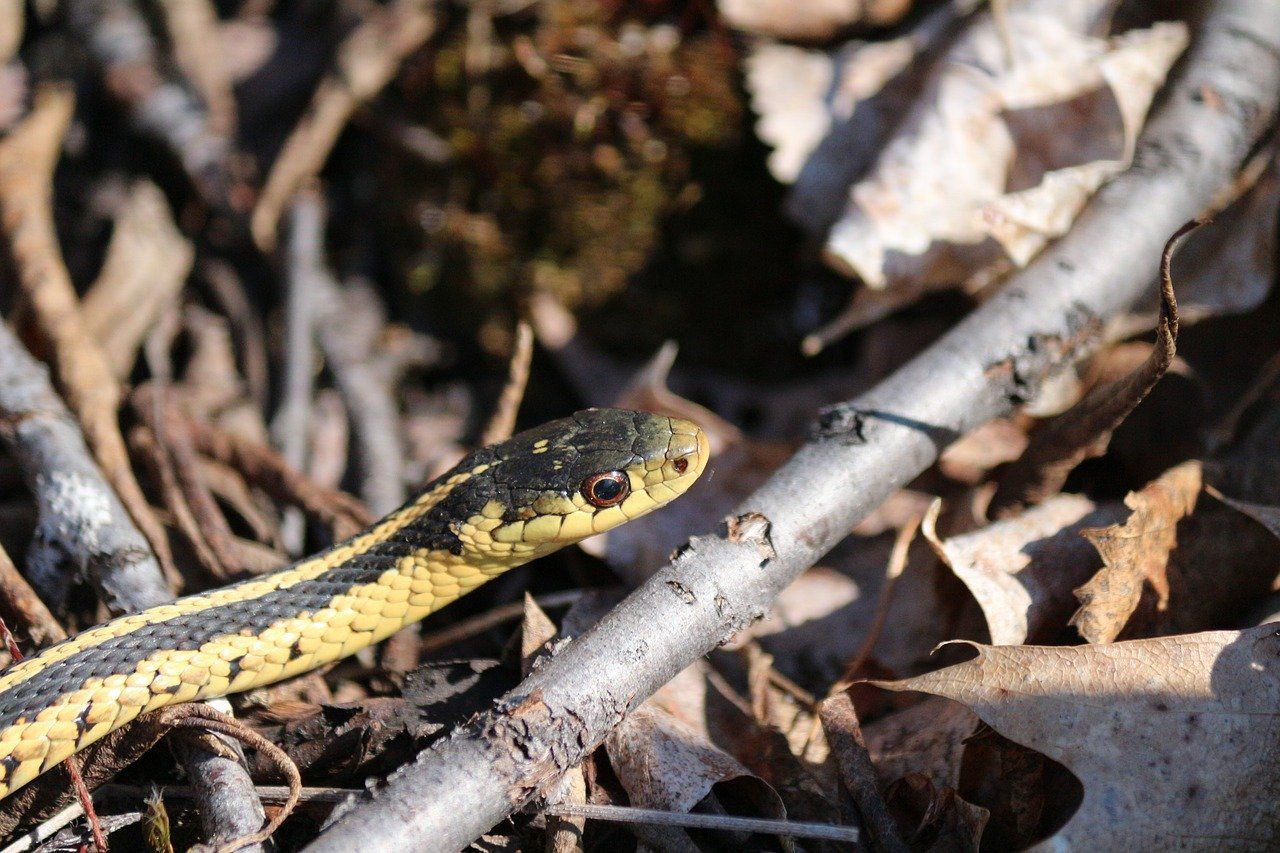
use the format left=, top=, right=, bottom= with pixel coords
left=0, top=409, right=707, bottom=799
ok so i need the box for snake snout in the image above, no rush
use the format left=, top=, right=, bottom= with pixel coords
left=663, top=417, right=710, bottom=496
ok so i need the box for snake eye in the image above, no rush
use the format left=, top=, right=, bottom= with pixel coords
left=581, top=471, right=630, bottom=508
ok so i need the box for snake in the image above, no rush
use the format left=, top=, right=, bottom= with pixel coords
left=0, top=408, right=707, bottom=800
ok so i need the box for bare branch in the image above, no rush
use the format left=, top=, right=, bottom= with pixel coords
left=250, top=0, right=437, bottom=251
left=307, top=3, right=1280, bottom=849
left=0, top=86, right=180, bottom=591
left=64, top=0, right=232, bottom=205
left=0, top=322, right=173, bottom=611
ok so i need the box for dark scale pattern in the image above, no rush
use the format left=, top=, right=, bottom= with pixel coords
left=0, top=547, right=408, bottom=732
left=0, top=409, right=672, bottom=742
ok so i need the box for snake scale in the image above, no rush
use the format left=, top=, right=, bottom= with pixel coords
left=0, top=409, right=708, bottom=800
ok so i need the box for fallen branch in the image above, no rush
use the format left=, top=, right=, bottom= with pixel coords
left=0, top=86, right=179, bottom=591
left=0, top=327, right=274, bottom=849
left=0, top=322, right=172, bottom=611
left=64, top=0, right=232, bottom=206
left=307, top=2, right=1280, bottom=849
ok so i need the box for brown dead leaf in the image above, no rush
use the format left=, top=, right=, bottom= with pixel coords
left=990, top=219, right=1191, bottom=516
left=604, top=686, right=788, bottom=850
left=823, top=2, right=1187, bottom=294
left=928, top=493, right=1127, bottom=644
left=873, top=626, right=1280, bottom=849
left=957, top=725, right=1083, bottom=851
left=519, top=592, right=559, bottom=676
left=1204, top=454, right=1280, bottom=543
left=847, top=693, right=990, bottom=851
left=884, top=773, right=987, bottom=853
left=860, top=696, right=979, bottom=792
left=1071, top=460, right=1202, bottom=643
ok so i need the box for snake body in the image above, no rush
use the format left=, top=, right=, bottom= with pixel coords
left=0, top=409, right=707, bottom=799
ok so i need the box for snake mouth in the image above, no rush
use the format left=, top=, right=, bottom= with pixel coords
left=662, top=417, right=710, bottom=499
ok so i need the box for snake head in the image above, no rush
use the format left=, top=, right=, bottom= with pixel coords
left=444, top=408, right=709, bottom=561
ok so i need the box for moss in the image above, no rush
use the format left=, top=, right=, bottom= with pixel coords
left=386, top=0, right=745, bottom=323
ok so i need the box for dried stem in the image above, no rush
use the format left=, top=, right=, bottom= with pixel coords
left=542, top=803, right=860, bottom=844
left=0, top=86, right=179, bottom=590
left=251, top=0, right=438, bottom=250
left=481, top=320, right=534, bottom=446
left=819, top=692, right=905, bottom=852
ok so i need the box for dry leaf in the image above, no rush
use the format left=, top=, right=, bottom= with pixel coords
left=1071, top=460, right=1201, bottom=643
left=990, top=220, right=1188, bottom=516
left=927, top=494, right=1127, bottom=645
left=720, top=0, right=911, bottom=41
left=860, top=695, right=978, bottom=791
left=605, top=703, right=788, bottom=850
left=873, top=626, right=1280, bottom=849
left=857, top=696, right=989, bottom=850
left=823, top=2, right=1186, bottom=290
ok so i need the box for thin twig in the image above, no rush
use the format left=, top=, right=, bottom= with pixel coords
left=162, top=706, right=302, bottom=853
left=418, top=589, right=584, bottom=657
left=156, top=0, right=237, bottom=139
left=306, top=5, right=1280, bottom=848
left=835, top=509, right=923, bottom=690
left=251, top=0, right=438, bottom=250
left=100, top=785, right=352, bottom=806
left=274, top=189, right=323, bottom=552
left=480, top=320, right=534, bottom=446
left=0, top=542, right=67, bottom=648
left=199, top=261, right=271, bottom=412
left=542, top=803, right=860, bottom=844
left=0, top=85, right=179, bottom=592
left=819, top=692, right=905, bottom=852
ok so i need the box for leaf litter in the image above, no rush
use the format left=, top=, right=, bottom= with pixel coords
left=0, top=0, right=1277, bottom=850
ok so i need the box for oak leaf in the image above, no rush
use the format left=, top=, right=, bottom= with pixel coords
left=872, top=626, right=1280, bottom=849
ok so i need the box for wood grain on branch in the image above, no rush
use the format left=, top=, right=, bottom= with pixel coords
left=307, top=2, right=1280, bottom=849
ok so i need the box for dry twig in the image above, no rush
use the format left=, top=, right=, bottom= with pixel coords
left=480, top=321, right=534, bottom=446
left=0, top=86, right=179, bottom=590
left=250, top=0, right=438, bottom=250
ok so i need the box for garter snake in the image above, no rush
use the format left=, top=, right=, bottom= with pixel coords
left=0, top=409, right=708, bottom=800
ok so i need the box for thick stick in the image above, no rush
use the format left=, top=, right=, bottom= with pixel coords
left=309, top=3, right=1280, bottom=850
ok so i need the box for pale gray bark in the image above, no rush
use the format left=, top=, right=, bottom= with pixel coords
left=0, top=324, right=269, bottom=851
left=308, top=2, right=1280, bottom=850
left=0, top=322, right=171, bottom=612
